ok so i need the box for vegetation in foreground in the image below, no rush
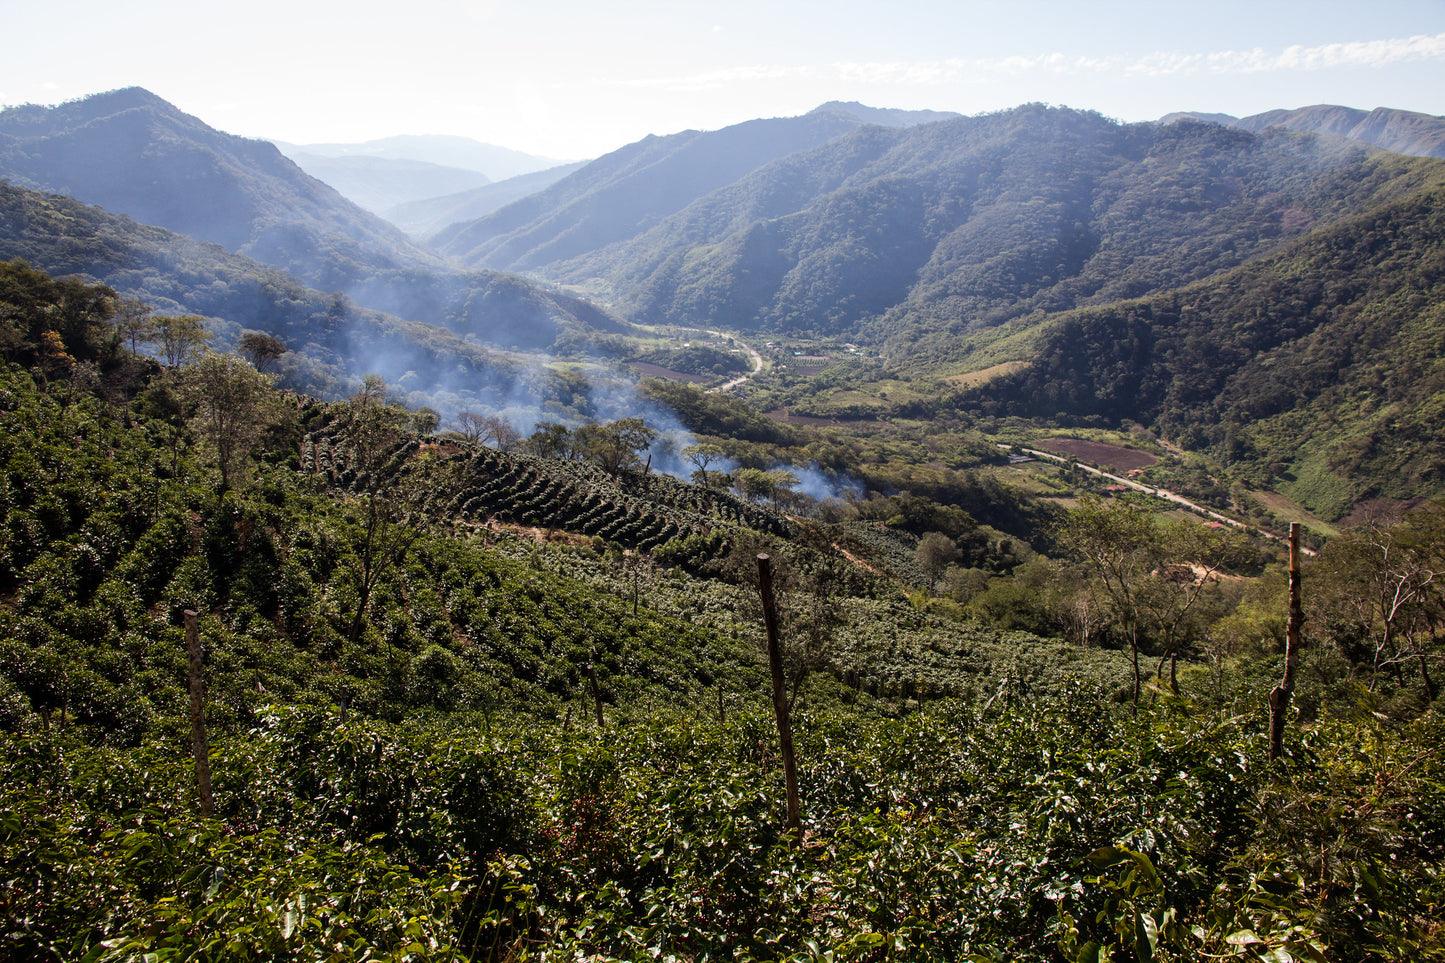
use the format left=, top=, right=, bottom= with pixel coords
left=1, top=261, right=1443, bottom=961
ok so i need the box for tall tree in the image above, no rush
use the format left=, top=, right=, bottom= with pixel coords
left=180, top=351, right=287, bottom=492
left=1058, top=495, right=1159, bottom=707
left=916, top=531, right=961, bottom=591
left=1310, top=507, right=1444, bottom=695
left=113, top=298, right=155, bottom=355
left=578, top=417, right=656, bottom=474
left=684, top=442, right=727, bottom=487
left=153, top=315, right=210, bottom=367
left=237, top=330, right=286, bottom=372
left=339, top=375, right=425, bottom=646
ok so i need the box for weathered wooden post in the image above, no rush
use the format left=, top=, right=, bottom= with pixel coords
left=756, top=554, right=801, bottom=834
left=184, top=610, right=214, bottom=818
left=1268, top=524, right=1305, bottom=761
left=588, top=661, right=605, bottom=729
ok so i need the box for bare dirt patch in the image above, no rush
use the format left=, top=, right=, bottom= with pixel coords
left=943, top=360, right=1028, bottom=388
left=1035, top=438, right=1157, bottom=473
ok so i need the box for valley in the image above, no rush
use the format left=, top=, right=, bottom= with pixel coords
left=1, top=88, right=1444, bottom=961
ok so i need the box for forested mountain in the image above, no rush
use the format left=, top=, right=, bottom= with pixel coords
left=955, top=178, right=1445, bottom=520
left=0, top=88, right=447, bottom=288
left=385, top=162, right=588, bottom=237
left=1163, top=104, right=1445, bottom=159
left=511, top=105, right=1443, bottom=345
left=0, top=182, right=628, bottom=410
left=430, top=106, right=911, bottom=270
left=0, top=91, right=642, bottom=381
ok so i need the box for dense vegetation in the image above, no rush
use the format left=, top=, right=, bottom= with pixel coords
left=8, top=92, right=1445, bottom=525
left=4, top=262, right=1443, bottom=961
left=957, top=182, right=1445, bottom=519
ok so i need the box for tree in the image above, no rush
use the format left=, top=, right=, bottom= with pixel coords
left=113, top=298, right=155, bottom=355
left=734, top=467, right=775, bottom=503
left=455, top=411, right=521, bottom=450
left=578, top=417, right=656, bottom=474
left=339, top=376, right=427, bottom=646
left=237, top=330, right=286, bottom=372
left=1139, top=519, right=1252, bottom=692
left=1057, top=495, right=1159, bottom=707
left=179, top=351, right=287, bottom=492
left=527, top=421, right=574, bottom=460
left=409, top=407, right=440, bottom=436
left=915, top=531, right=961, bottom=590
left=684, top=442, right=727, bottom=487
left=1310, top=506, right=1444, bottom=695
left=153, top=315, right=210, bottom=367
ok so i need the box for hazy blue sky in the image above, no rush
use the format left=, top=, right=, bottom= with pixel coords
left=3, top=0, right=1443, bottom=160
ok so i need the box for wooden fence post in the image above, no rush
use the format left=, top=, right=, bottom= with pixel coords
left=588, top=661, right=605, bottom=729
left=756, top=554, right=801, bottom=834
left=1268, top=524, right=1305, bottom=761
left=185, top=610, right=214, bottom=818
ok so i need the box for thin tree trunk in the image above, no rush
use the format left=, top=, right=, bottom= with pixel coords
left=589, top=662, right=604, bottom=729
left=757, top=554, right=801, bottom=835
left=1268, top=524, right=1305, bottom=762
left=185, top=610, right=214, bottom=818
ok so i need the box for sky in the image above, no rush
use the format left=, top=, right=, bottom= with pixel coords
left=3, top=0, right=1444, bottom=162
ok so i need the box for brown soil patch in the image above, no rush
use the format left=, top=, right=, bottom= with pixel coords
left=943, top=360, right=1029, bottom=388
left=1035, top=438, right=1157, bottom=472
left=835, top=544, right=889, bottom=579
left=469, top=519, right=596, bottom=548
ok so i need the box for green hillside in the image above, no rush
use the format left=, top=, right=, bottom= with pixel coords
left=954, top=181, right=1445, bottom=519
left=3, top=262, right=1443, bottom=961
left=0, top=90, right=630, bottom=360
left=0, top=183, right=635, bottom=414
left=447, top=105, right=1445, bottom=348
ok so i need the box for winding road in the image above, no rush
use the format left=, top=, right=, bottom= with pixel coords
left=1012, top=445, right=1316, bottom=556
left=708, top=334, right=765, bottom=393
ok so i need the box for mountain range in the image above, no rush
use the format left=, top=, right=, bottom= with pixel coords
left=1162, top=104, right=1445, bottom=159
left=3, top=87, right=1444, bottom=518
left=272, top=134, right=567, bottom=218
left=0, top=88, right=629, bottom=368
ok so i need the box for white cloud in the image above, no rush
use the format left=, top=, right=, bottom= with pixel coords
left=607, top=31, right=1445, bottom=94
left=1123, top=33, right=1445, bottom=77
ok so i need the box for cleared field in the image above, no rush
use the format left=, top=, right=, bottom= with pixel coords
left=942, top=360, right=1028, bottom=388
left=1035, top=438, right=1157, bottom=473
left=1249, top=489, right=1341, bottom=536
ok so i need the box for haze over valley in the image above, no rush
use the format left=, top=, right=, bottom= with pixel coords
left=5, top=53, right=1445, bottom=959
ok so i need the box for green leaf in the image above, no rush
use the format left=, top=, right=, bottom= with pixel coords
left=1133, top=911, right=1155, bottom=963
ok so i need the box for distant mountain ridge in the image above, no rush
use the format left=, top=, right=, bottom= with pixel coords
left=457, top=104, right=1428, bottom=347
left=0, top=87, right=630, bottom=359
left=430, top=106, right=949, bottom=270
left=808, top=101, right=962, bottom=127
left=385, top=162, right=589, bottom=238
left=0, top=87, right=445, bottom=288
left=274, top=134, right=564, bottom=179
left=1161, top=104, right=1445, bottom=159
left=280, top=153, right=493, bottom=215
